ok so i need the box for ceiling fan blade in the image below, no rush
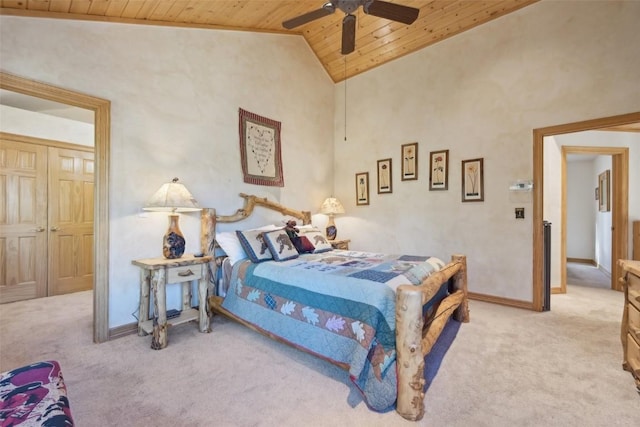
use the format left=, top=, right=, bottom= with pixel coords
left=341, top=14, right=356, bottom=55
left=282, top=3, right=336, bottom=29
left=364, top=0, right=420, bottom=25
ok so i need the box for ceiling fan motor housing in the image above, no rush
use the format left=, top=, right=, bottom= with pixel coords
left=332, top=1, right=370, bottom=15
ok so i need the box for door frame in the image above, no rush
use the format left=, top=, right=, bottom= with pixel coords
left=0, top=72, right=110, bottom=343
left=532, top=111, right=639, bottom=311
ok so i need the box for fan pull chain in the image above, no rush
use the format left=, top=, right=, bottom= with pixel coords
left=344, top=56, right=347, bottom=141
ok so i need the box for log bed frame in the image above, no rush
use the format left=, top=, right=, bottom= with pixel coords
left=200, top=193, right=470, bottom=421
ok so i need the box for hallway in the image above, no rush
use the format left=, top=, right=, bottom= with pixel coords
left=566, top=261, right=610, bottom=289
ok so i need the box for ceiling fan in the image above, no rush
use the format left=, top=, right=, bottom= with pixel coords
left=283, top=0, right=420, bottom=55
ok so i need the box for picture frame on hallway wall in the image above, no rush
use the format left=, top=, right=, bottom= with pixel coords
left=461, top=158, right=484, bottom=202
left=429, top=149, right=449, bottom=191
left=598, top=169, right=610, bottom=212
left=401, top=142, right=418, bottom=181
left=377, top=158, right=392, bottom=194
left=355, top=172, right=370, bottom=206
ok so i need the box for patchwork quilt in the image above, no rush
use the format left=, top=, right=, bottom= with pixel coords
left=0, top=360, right=74, bottom=426
left=222, top=249, right=447, bottom=411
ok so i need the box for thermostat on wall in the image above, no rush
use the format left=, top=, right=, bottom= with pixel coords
left=509, top=180, right=533, bottom=191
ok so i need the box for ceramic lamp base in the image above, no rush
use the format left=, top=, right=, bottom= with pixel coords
left=163, top=214, right=186, bottom=259
left=326, top=215, right=337, bottom=241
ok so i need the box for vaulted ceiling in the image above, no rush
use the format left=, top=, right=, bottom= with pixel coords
left=0, top=0, right=539, bottom=82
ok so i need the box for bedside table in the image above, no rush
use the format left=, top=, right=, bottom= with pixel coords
left=330, top=238, right=350, bottom=250
left=132, top=254, right=212, bottom=350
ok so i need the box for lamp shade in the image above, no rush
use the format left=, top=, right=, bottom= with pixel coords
left=320, top=197, right=345, bottom=215
left=143, top=178, right=201, bottom=212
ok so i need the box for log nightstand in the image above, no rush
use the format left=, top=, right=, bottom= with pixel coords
left=330, top=238, right=350, bottom=250
left=132, top=254, right=212, bottom=349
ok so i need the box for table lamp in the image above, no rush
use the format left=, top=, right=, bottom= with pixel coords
left=144, top=178, right=201, bottom=259
left=320, top=197, right=345, bottom=241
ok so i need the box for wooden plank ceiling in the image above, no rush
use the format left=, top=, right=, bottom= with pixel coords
left=0, top=0, right=539, bottom=82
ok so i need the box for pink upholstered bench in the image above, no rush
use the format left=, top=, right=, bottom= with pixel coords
left=0, top=360, right=74, bottom=426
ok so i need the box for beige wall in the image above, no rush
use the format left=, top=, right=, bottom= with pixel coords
left=332, top=0, right=640, bottom=301
left=0, top=17, right=335, bottom=326
left=1, top=1, right=639, bottom=324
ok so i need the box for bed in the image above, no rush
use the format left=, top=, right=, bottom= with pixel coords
left=201, top=193, right=469, bottom=421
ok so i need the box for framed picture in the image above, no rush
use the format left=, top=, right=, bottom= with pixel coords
left=401, top=142, right=418, bottom=181
left=598, top=169, right=610, bottom=212
left=429, top=149, right=449, bottom=191
left=355, top=172, right=370, bottom=205
left=461, top=158, right=484, bottom=202
left=239, top=108, right=284, bottom=187
left=377, top=158, right=392, bottom=194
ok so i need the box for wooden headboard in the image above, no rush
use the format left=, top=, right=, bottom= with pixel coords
left=200, top=193, right=311, bottom=255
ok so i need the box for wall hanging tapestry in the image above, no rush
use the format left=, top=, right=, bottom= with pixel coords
left=239, top=108, right=284, bottom=187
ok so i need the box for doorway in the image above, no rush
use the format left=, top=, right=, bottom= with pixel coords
left=532, top=112, right=640, bottom=311
left=0, top=72, right=110, bottom=343
left=558, top=146, right=628, bottom=293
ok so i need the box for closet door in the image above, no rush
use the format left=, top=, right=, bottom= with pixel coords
left=48, top=147, right=94, bottom=295
left=0, top=139, right=48, bottom=303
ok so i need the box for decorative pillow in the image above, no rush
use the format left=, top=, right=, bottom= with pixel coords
left=236, top=229, right=274, bottom=263
left=263, top=230, right=299, bottom=261
left=301, top=230, right=333, bottom=253
left=292, top=235, right=315, bottom=254
left=215, top=232, right=247, bottom=265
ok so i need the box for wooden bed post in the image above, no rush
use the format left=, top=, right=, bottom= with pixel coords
left=396, top=255, right=469, bottom=421
left=396, top=286, right=426, bottom=421
left=201, top=208, right=217, bottom=296
left=452, top=254, right=470, bottom=323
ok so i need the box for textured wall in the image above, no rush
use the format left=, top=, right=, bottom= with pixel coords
left=0, top=105, right=94, bottom=146
left=0, top=17, right=335, bottom=326
left=566, top=160, right=597, bottom=261
left=332, top=0, right=640, bottom=301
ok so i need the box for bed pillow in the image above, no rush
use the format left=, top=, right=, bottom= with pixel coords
left=263, top=230, right=299, bottom=261
left=301, top=230, right=333, bottom=253
left=404, top=257, right=446, bottom=285
left=236, top=228, right=275, bottom=263
left=215, top=232, right=247, bottom=265
left=292, top=235, right=315, bottom=254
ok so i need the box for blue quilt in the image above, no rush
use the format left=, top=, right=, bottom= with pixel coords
left=221, top=250, right=447, bottom=411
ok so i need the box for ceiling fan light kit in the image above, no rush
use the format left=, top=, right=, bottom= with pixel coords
left=283, top=0, right=420, bottom=55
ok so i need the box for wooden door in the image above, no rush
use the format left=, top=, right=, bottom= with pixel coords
left=0, top=139, right=48, bottom=303
left=48, top=147, right=94, bottom=295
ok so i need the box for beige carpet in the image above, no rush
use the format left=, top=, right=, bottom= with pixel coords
left=1, top=286, right=639, bottom=427
left=566, top=262, right=610, bottom=289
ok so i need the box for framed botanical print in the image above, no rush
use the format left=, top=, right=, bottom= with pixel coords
left=598, top=169, right=610, bottom=212
left=401, top=142, right=418, bottom=181
left=461, top=158, right=484, bottom=202
left=429, top=149, right=449, bottom=191
left=239, top=108, right=284, bottom=187
left=355, top=172, right=370, bottom=205
left=377, top=158, right=392, bottom=194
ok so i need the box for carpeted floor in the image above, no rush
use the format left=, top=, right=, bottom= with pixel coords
left=1, top=284, right=639, bottom=426
left=566, top=262, right=610, bottom=289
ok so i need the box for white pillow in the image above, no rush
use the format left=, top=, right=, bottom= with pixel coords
left=296, top=224, right=318, bottom=232
left=215, top=232, right=247, bottom=265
